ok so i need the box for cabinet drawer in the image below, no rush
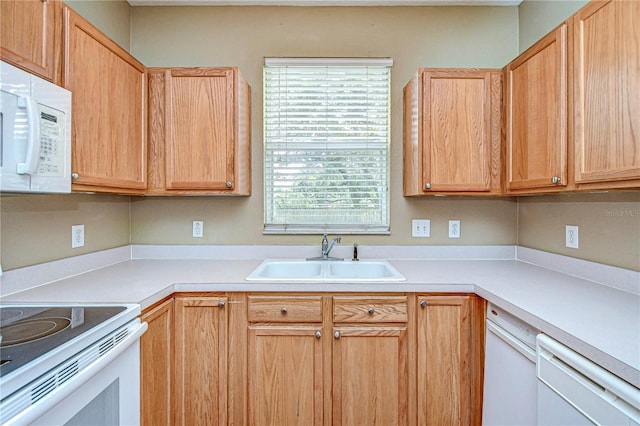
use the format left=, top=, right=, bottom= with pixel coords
left=333, top=296, right=408, bottom=323
left=248, top=296, right=322, bottom=323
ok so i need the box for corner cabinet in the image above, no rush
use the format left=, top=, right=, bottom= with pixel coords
left=147, top=67, right=251, bottom=195
left=572, top=0, right=640, bottom=189
left=403, top=68, right=502, bottom=196
left=63, top=7, right=147, bottom=193
left=505, top=24, right=568, bottom=194
left=140, top=298, right=174, bottom=426
left=417, top=295, right=485, bottom=426
left=0, top=0, right=62, bottom=83
left=174, top=295, right=228, bottom=426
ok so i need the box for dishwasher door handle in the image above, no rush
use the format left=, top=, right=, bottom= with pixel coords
left=536, top=334, right=640, bottom=425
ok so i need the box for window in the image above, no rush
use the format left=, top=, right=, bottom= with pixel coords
left=263, top=57, right=392, bottom=234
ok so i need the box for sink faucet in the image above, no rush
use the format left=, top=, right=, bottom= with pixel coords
left=321, top=234, right=341, bottom=259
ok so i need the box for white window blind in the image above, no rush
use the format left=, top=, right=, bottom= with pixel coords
left=263, top=58, right=392, bottom=234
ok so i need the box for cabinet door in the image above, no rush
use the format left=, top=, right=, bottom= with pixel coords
left=332, top=326, right=408, bottom=426
left=506, top=24, right=568, bottom=192
left=166, top=68, right=235, bottom=190
left=417, top=295, right=484, bottom=426
left=174, top=296, right=228, bottom=426
left=140, top=299, right=173, bottom=426
left=63, top=7, right=146, bottom=193
left=248, top=326, right=324, bottom=426
left=421, top=69, right=501, bottom=193
left=0, top=0, right=60, bottom=82
left=573, top=0, right=640, bottom=188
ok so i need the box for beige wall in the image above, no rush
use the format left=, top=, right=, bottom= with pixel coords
left=0, top=194, right=131, bottom=270
left=129, top=6, right=520, bottom=248
left=518, top=193, right=640, bottom=271
left=517, top=0, right=588, bottom=52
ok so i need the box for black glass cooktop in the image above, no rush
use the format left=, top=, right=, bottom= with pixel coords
left=0, top=306, right=126, bottom=377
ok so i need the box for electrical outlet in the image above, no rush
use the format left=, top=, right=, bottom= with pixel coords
left=192, top=220, right=204, bottom=238
left=448, top=220, right=461, bottom=239
left=565, top=225, right=579, bottom=248
left=412, top=219, right=430, bottom=238
left=71, top=225, right=84, bottom=248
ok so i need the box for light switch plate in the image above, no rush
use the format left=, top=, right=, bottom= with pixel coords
left=412, top=219, right=430, bottom=237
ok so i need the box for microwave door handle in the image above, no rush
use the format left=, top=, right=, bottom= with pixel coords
left=16, top=96, right=40, bottom=175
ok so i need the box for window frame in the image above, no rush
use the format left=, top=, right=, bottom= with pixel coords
left=262, top=57, right=393, bottom=235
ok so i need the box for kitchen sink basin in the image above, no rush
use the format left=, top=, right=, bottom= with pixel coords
left=246, top=260, right=406, bottom=282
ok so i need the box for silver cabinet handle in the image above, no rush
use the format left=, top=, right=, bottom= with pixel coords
left=334, top=331, right=340, bottom=339
left=218, top=301, right=225, bottom=308
left=315, top=331, right=322, bottom=339
left=225, top=181, right=233, bottom=188
left=551, top=176, right=561, bottom=184
left=368, top=307, right=375, bottom=315
left=281, top=307, right=287, bottom=314
left=71, top=172, right=79, bottom=180
left=424, top=182, right=432, bottom=189
left=420, top=300, right=427, bottom=308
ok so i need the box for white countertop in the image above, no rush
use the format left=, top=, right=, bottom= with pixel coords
left=1, top=244, right=638, bottom=389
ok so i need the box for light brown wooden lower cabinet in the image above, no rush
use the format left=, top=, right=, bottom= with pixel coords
left=417, top=294, right=486, bottom=426
left=139, top=292, right=484, bottom=426
left=174, top=294, right=228, bottom=426
left=140, top=298, right=174, bottom=426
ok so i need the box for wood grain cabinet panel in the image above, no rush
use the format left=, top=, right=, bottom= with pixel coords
left=248, top=295, right=322, bottom=323
left=0, top=0, right=61, bottom=83
left=505, top=24, right=568, bottom=193
left=573, top=0, right=640, bottom=189
left=147, top=67, right=251, bottom=195
left=333, top=295, right=408, bottom=323
left=248, top=325, right=324, bottom=426
left=174, top=295, right=228, bottom=426
left=140, top=298, right=173, bottom=426
left=63, top=7, right=146, bottom=193
left=403, top=68, right=502, bottom=196
left=332, top=325, right=409, bottom=426
left=416, top=295, right=485, bottom=426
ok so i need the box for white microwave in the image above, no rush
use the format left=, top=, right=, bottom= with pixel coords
left=0, top=61, right=72, bottom=193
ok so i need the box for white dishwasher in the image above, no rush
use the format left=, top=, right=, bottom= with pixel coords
left=483, top=303, right=540, bottom=425
left=537, top=334, right=640, bottom=425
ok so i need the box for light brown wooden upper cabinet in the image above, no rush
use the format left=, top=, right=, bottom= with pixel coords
left=147, top=67, right=251, bottom=195
left=403, top=68, right=502, bottom=196
left=0, top=0, right=62, bottom=83
left=572, top=0, right=640, bottom=190
left=505, top=24, right=568, bottom=194
left=63, top=7, right=147, bottom=193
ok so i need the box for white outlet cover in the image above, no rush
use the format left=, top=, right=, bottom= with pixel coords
left=71, top=225, right=85, bottom=248
left=565, top=225, right=579, bottom=248
left=192, top=220, right=204, bottom=238
left=448, top=220, right=461, bottom=239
